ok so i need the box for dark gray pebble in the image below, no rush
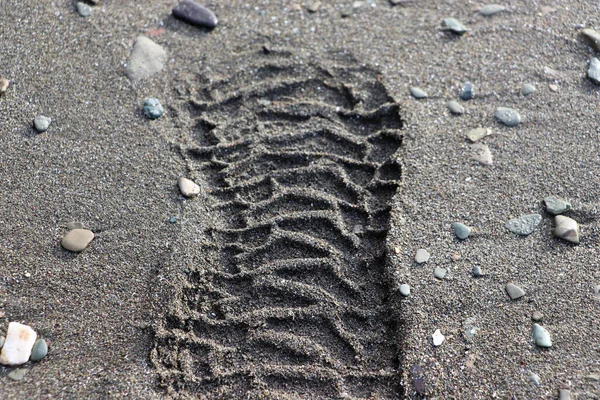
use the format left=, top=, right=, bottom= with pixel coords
left=173, top=1, right=218, bottom=29
left=460, top=82, right=474, bottom=100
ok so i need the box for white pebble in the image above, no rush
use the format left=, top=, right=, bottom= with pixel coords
left=0, top=322, right=37, bottom=366
left=178, top=177, right=201, bottom=197
left=432, top=329, right=445, bottom=346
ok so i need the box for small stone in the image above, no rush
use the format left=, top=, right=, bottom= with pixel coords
left=411, top=365, right=427, bottom=395
left=543, top=196, right=571, bottom=215
left=352, top=1, right=363, bottom=8
left=289, top=4, right=302, bottom=11
left=442, top=18, right=468, bottom=35
left=521, top=83, right=537, bottom=96
left=532, top=323, right=552, bottom=347
left=178, top=177, right=201, bottom=197
left=307, top=2, right=321, bottom=12
left=434, top=267, right=447, bottom=280
left=0, top=78, right=9, bottom=93
left=471, top=143, right=493, bottom=165
left=0, top=322, right=37, bottom=366
left=460, top=82, right=474, bottom=100
left=532, top=311, right=543, bottom=322
left=30, top=339, right=48, bottom=362
left=552, top=215, right=580, bottom=244
left=8, top=368, right=28, bottom=381
left=415, top=249, right=430, bottom=264
left=464, top=317, right=479, bottom=342
left=76, top=2, right=92, bottom=17
left=479, top=4, right=506, bottom=16
left=549, top=84, right=558, bottom=92
left=451, top=222, right=471, bottom=240
left=169, top=216, right=177, bottom=224
left=505, top=283, right=525, bottom=300
left=559, top=389, right=570, bottom=400
left=466, top=127, right=491, bottom=142
left=588, top=58, right=600, bottom=85
left=581, top=28, right=600, bottom=52
left=61, top=229, right=95, bottom=252
left=447, top=100, right=464, bottom=115
left=530, top=372, right=541, bottom=386
left=410, top=87, right=427, bottom=99
left=494, top=107, right=521, bottom=126
left=504, top=214, right=542, bottom=236
left=352, top=224, right=364, bottom=234
left=24, top=272, right=31, bottom=278
left=33, top=115, right=51, bottom=133
left=399, top=284, right=411, bottom=297
left=172, top=1, right=218, bottom=28
left=126, top=36, right=167, bottom=82
left=143, top=98, right=164, bottom=119
left=432, top=329, right=445, bottom=346
left=594, top=285, right=600, bottom=300
left=585, top=374, right=600, bottom=381
left=66, top=222, right=84, bottom=230
left=472, top=265, right=482, bottom=277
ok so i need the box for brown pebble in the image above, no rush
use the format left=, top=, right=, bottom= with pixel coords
left=61, top=229, right=94, bottom=252
left=532, top=310, right=543, bottom=321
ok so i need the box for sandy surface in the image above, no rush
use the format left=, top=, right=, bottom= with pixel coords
left=1, top=0, right=599, bottom=398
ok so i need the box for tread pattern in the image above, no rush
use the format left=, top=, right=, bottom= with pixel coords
left=153, top=48, right=404, bottom=399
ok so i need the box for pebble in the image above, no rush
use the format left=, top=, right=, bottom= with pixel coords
left=409, top=87, right=427, bottom=99
left=126, top=36, right=167, bottom=82
left=447, top=100, right=464, bottom=115
left=30, top=339, right=48, bottom=362
left=585, top=374, right=600, bottom=381
left=549, top=84, right=558, bottom=92
left=581, top=28, right=600, bottom=52
left=466, top=127, right=491, bottom=142
left=411, top=365, right=427, bottom=395
left=494, top=107, right=521, bottom=126
left=451, top=222, right=471, bottom=240
left=0, top=78, right=9, bottom=93
left=415, top=249, right=430, bottom=264
left=33, top=115, right=51, bottom=133
left=441, top=18, right=468, bottom=35
left=8, top=368, right=28, bottom=381
left=559, top=388, right=571, bottom=400
left=76, top=2, right=92, bottom=17
left=505, top=283, right=525, bottom=300
left=521, top=83, right=536, bottom=96
left=460, top=82, right=474, bottom=100
left=61, top=229, right=95, bottom=252
left=178, top=177, right=201, bottom=197
left=532, top=310, right=543, bottom=322
left=552, top=215, right=580, bottom=244
left=307, top=1, right=321, bottom=12
left=0, top=322, right=37, bottom=365
left=471, top=143, right=493, bottom=165
left=594, top=285, right=600, bottom=300
left=169, top=216, right=177, bottom=224
left=66, top=221, right=84, bottom=230
left=543, top=196, right=570, bottom=215
left=472, top=265, right=482, bottom=277
left=529, top=372, right=541, bottom=386
left=432, top=329, right=445, bottom=346
left=588, top=58, right=600, bottom=85
left=532, top=323, right=552, bottom=347
left=434, top=267, right=447, bottom=280
left=172, top=1, right=218, bottom=29
left=399, top=284, right=411, bottom=297
left=479, top=4, right=506, bottom=16
left=504, top=214, right=542, bottom=236
left=143, top=98, right=164, bottom=119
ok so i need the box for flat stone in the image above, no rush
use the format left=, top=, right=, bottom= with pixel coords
left=0, top=78, right=9, bottom=93
left=585, top=374, right=600, bottom=381
left=172, top=1, right=218, bottom=29
left=0, top=322, right=37, bottom=366
left=479, top=4, right=506, bottom=16
left=30, top=339, right=48, bottom=362
left=415, top=249, right=430, bottom=264
left=399, top=284, right=411, bottom=297
left=494, top=107, right=521, bottom=126
left=460, top=82, right=474, bottom=100
left=559, top=389, right=571, bottom=400
left=466, top=127, right=491, bottom=142
left=581, top=28, right=600, bottom=52
left=66, top=222, right=84, bottom=230
left=442, top=18, right=468, bottom=35
left=447, top=100, right=464, bottom=115
left=61, top=229, right=94, bottom=252
left=505, top=283, right=525, bottom=300
left=33, top=115, right=51, bottom=133
left=472, top=265, right=482, bottom=277
left=451, top=222, right=471, bottom=240
left=8, top=368, right=28, bottom=381
left=143, top=98, right=164, bottom=119
left=529, top=372, right=541, bottom=386
left=543, top=196, right=571, bottom=215
left=307, top=1, right=321, bottom=12
left=552, top=215, right=580, bottom=244
left=471, top=143, right=493, bottom=165
left=434, top=267, right=447, bottom=280
left=504, top=214, right=542, bottom=236
left=76, top=2, right=92, bottom=17
left=532, top=310, right=543, bottom=322
left=126, top=36, right=167, bottom=82
left=409, top=87, right=427, bottom=99
left=588, top=57, right=600, bottom=85
left=521, top=83, right=536, bottom=96
left=432, top=329, right=445, bottom=346
left=533, top=323, right=552, bottom=347
left=549, top=84, right=559, bottom=92
left=178, top=177, right=201, bottom=197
